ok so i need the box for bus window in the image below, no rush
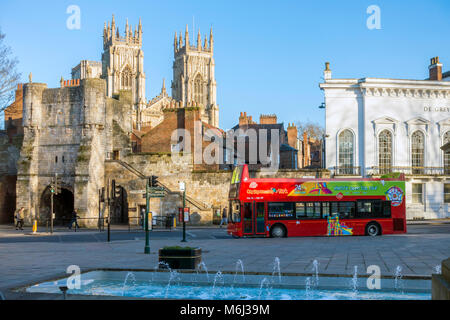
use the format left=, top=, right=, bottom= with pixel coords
left=295, top=203, right=306, bottom=218
left=331, top=202, right=339, bottom=217
left=256, top=202, right=265, bottom=233
left=339, top=202, right=355, bottom=219
left=229, top=201, right=241, bottom=223
left=356, top=200, right=387, bottom=218
left=243, top=203, right=252, bottom=233
left=383, top=201, right=391, bottom=217
left=306, top=202, right=321, bottom=219
left=322, top=203, right=330, bottom=219
left=268, top=202, right=295, bottom=220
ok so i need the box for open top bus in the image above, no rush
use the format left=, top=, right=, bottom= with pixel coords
left=227, top=165, right=406, bottom=238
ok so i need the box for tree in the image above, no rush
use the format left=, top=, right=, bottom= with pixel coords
left=0, top=28, right=21, bottom=113
left=296, top=121, right=325, bottom=141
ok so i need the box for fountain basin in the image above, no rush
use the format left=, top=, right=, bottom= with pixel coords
left=21, top=269, right=431, bottom=300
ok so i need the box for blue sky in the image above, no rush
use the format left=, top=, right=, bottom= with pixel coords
left=1, top=0, right=449, bottom=130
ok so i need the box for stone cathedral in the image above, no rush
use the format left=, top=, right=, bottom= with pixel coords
left=1, top=16, right=226, bottom=226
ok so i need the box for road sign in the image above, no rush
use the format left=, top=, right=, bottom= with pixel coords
left=130, top=190, right=146, bottom=194
left=149, top=187, right=165, bottom=192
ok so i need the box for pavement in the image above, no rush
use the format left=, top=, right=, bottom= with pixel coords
left=0, top=223, right=449, bottom=299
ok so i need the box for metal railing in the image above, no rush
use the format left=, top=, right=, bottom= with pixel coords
left=42, top=215, right=177, bottom=233
left=371, top=166, right=450, bottom=176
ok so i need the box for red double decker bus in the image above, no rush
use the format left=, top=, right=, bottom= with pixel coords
left=227, top=165, right=406, bottom=238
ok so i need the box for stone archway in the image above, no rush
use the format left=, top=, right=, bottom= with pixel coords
left=110, top=186, right=128, bottom=224
left=39, top=186, right=74, bottom=225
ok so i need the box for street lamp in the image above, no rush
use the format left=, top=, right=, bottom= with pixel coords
left=318, top=102, right=326, bottom=169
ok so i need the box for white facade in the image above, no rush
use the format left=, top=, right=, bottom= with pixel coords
left=320, top=59, right=450, bottom=219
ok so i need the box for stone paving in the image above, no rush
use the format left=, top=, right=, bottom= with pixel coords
left=0, top=224, right=449, bottom=298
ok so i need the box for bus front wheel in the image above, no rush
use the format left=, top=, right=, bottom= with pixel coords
left=270, top=225, right=286, bottom=238
left=366, top=222, right=381, bottom=236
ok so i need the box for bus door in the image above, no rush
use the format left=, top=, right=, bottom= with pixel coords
left=242, top=202, right=266, bottom=235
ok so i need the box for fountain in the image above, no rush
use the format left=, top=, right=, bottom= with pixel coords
left=233, top=259, right=246, bottom=284
left=164, top=269, right=180, bottom=298
left=212, top=271, right=225, bottom=297
left=312, top=259, right=319, bottom=287
left=258, top=278, right=271, bottom=299
left=394, top=266, right=403, bottom=292
left=24, top=257, right=432, bottom=300
left=272, top=257, right=281, bottom=284
left=122, top=272, right=137, bottom=296
left=197, top=261, right=210, bottom=283
left=305, top=277, right=312, bottom=299
left=350, top=266, right=358, bottom=299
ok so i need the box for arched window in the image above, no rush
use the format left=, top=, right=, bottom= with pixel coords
left=444, top=131, right=450, bottom=174
left=411, top=131, right=425, bottom=174
left=379, top=130, right=392, bottom=174
left=194, top=74, right=203, bottom=105
left=338, top=130, right=354, bottom=174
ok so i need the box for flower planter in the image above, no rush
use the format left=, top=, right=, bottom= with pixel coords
left=158, top=247, right=202, bottom=270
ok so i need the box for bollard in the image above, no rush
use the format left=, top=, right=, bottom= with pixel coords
left=32, top=219, right=37, bottom=234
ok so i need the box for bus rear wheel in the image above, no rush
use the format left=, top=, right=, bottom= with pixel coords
left=366, top=222, right=381, bottom=236
left=270, top=225, right=286, bottom=238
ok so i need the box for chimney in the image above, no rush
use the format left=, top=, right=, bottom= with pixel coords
left=259, top=114, right=277, bottom=124
left=324, top=62, right=332, bottom=80
left=287, top=123, right=298, bottom=149
left=429, top=56, right=442, bottom=81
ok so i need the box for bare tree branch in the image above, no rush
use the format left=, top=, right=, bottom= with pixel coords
left=0, top=28, right=21, bottom=113
left=295, top=120, right=325, bottom=141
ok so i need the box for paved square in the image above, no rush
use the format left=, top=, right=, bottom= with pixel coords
left=0, top=223, right=449, bottom=298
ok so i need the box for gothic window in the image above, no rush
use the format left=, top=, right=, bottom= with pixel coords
left=444, top=131, right=450, bottom=174
left=121, top=66, right=132, bottom=89
left=378, top=130, right=392, bottom=174
left=194, top=74, right=203, bottom=105
left=411, top=131, right=425, bottom=174
left=338, top=130, right=354, bottom=174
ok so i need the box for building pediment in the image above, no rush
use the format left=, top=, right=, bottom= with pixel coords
left=437, top=117, right=450, bottom=126
left=373, top=116, right=399, bottom=124
left=406, top=117, right=430, bottom=126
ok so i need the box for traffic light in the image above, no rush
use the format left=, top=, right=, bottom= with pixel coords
left=114, top=184, right=122, bottom=199
left=150, top=175, right=158, bottom=187
left=111, top=179, right=122, bottom=199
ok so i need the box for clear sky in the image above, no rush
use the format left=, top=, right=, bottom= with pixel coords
left=0, top=0, right=449, bottom=130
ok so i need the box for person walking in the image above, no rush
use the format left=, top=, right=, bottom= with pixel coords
left=68, top=210, right=80, bottom=230
left=219, top=207, right=228, bottom=228
left=15, top=207, right=25, bottom=230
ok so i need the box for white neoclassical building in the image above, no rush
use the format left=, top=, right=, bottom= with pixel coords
left=320, top=57, right=450, bottom=219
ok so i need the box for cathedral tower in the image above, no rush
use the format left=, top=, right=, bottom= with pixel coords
left=102, top=15, right=146, bottom=128
left=172, top=26, right=219, bottom=128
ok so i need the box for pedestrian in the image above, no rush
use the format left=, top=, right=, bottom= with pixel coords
left=15, top=207, right=25, bottom=230
left=219, top=207, right=228, bottom=228
left=68, top=210, right=80, bottom=230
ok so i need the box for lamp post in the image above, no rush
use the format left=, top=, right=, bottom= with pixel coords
left=144, top=178, right=150, bottom=254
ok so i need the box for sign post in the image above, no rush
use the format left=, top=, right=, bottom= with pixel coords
left=179, top=182, right=187, bottom=242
